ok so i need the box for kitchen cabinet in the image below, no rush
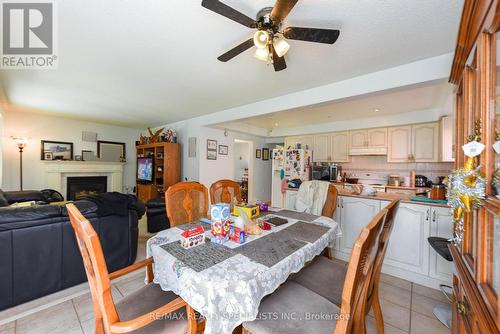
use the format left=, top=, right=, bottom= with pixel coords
left=331, top=132, right=349, bottom=162
left=412, top=122, right=439, bottom=162
left=440, top=115, right=454, bottom=162
left=313, top=134, right=331, bottom=162
left=387, top=126, right=412, bottom=162
left=429, top=206, right=454, bottom=281
left=387, top=122, right=439, bottom=162
left=385, top=203, right=430, bottom=275
left=349, top=128, right=388, bottom=155
left=332, top=196, right=453, bottom=289
left=338, top=196, right=381, bottom=256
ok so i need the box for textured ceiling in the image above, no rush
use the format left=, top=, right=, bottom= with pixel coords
left=0, top=0, right=464, bottom=127
left=237, top=80, right=454, bottom=129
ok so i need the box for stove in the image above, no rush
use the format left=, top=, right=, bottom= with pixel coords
left=348, top=172, right=388, bottom=192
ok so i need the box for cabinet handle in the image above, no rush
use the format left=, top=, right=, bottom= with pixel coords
left=426, top=209, right=430, bottom=221
left=341, top=198, right=344, bottom=208
left=432, top=210, right=436, bottom=222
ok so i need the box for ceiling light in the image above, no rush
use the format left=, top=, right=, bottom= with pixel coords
left=254, top=47, right=270, bottom=62
left=374, top=108, right=381, bottom=112
left=274, top=122, right=279, bottom=127
left=273, top=36, right=290, bottom=57
left=253, top=30, right=270, bottom=49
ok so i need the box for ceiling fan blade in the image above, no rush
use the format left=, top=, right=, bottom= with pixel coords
left=217, top=38, right=254, bottom=62
left=202, top=0, right=256, bottom=28
left=272, top=45, right=287, bottom=72
left=283, top=27, right=340, bottom=44
left=271, top=0, right=298, bottom=23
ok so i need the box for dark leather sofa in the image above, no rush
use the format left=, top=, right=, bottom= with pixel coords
left=0, top=190, right=145, bottom=310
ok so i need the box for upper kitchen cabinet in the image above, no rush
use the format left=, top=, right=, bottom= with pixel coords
left=387, top=125, right=412, bottom=162
left=313, top=134, right=331, bottom=161
left=388, top=123, right=439, bottom=162
left=439, top=115, right=454, bottom=162
left=349, top=127, right=388, bottom=155
left=412, top=122, right=439, bottom=162
left=331, top=132, right=350, bottom=162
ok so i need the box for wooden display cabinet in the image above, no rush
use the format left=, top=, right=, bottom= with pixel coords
left=136, top=142, right=180, bottom=203
left=449, top=1, right=500, bottom=333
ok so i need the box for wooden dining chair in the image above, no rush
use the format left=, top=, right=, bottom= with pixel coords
left=365, top=200, right=399, bottom=334
left=66, top=203, right=197, bottom=334
left=321, top=183, right=338, bottom=218
left=242, top=208, right=387, bottom=334
left=292, top=200, right=400, bottom=333
left=166, top=181, right=209, bottom=227
left=209, top=179, right=242, bottom=205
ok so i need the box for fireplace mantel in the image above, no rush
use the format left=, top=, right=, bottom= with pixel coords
left=42, top=161, right=125, bottom=197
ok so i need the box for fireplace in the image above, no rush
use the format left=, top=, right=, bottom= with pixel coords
left=67, top=176, right=107, bottom=201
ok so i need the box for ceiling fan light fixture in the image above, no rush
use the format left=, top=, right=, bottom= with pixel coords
left=254, top=47, right=270, bottom=62
left=273, top=36, right=290, bottom=57
left=253, top=30, right=270, bottom=49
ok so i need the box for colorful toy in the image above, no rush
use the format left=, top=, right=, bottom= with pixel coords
left=229, top=226, right=246, bottom=244
left=210, top=220, right=231, bottom=244
left=258, top=202, right=269, bottom=212
left=180, top=226, right=205, bottom=249
left=233, top=204, right=260, bottom=218
left=210, top=203, right=231, bottom=221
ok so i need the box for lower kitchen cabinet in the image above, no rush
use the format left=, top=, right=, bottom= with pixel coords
left=333, top=196, right=454, bottom=288
left=284, top=190, right=297, bottom=210
left=384, top=203, right=430, bottom=275
left=429, top=206, right=455, bottom=281
left=337, top=196, right=382, bottom=256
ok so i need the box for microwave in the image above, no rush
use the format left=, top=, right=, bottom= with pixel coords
left=312, top=166, right=330, bottom=181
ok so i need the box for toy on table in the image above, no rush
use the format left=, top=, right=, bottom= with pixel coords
left=180, top=225, right=205, bottom=249
left=229, top=226, right=246, bottom=244
left=233, top=203, right=260, bottom=218
left=209, top=203, right=231, bottom=244
left=259, top=221, right=272, bottom=230
left=258, top=201, right=269, bottom=212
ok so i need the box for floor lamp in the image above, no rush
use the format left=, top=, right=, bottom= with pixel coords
left=12, top=137, right=27, bottom=191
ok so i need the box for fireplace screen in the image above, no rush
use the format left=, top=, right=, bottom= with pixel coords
left=67, top=176, right=107, bottom=201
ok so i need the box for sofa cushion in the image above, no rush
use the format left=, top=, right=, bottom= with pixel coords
left=0, top=205, right=63, bottom=226
left=4, top=191, right=48, bottom=204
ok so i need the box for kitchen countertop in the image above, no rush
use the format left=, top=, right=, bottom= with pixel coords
left=338, top=190, right=449, bottom=208
left=284, top=186, right=449, bottom=207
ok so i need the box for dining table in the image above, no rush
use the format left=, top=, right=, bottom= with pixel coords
left=146, top=209, right=341, bottom=334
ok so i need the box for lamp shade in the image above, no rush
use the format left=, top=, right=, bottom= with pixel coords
left=254, top=47, right=270, bottom=62
left=273, top=36, right=290, bottom=57
left=253, top=30, right=270, bottom=49
left=12, top=136, right=28, bottom=149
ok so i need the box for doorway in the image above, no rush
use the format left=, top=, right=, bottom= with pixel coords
left=234, top=139, right=252, bottom=202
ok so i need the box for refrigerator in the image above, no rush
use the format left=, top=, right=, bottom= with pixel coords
left=271, top=148, right=312, bottom=207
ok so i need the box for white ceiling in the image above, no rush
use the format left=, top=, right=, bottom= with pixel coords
left=233, top=80, right=454, bottom=129
left=0, top=0, right=464, bottom=128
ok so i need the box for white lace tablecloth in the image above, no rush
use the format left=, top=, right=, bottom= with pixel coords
left=147, top=213, right=341, bottom=334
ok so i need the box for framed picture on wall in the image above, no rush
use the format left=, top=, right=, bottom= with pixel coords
left=256, top=149, right=261, bottom=159
left=41, top=141, right=73, bottom=160
left=219, top=145, right=228, bottom=155
left=207, top=150, right=217, bottom=160
left=262, top=148, right=270, bottom=160
left=207, top=139, right=217, bottom=151
left=97, top=141, right=126, bottom=162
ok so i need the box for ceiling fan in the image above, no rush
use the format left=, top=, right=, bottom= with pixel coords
left=201, top=0, right=340, bottom=71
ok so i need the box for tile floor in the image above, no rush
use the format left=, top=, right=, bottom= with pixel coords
left=0, top=238, right=451, bottom=334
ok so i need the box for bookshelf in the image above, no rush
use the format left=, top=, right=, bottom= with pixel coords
left=136, top=142, right=180, bottom=202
